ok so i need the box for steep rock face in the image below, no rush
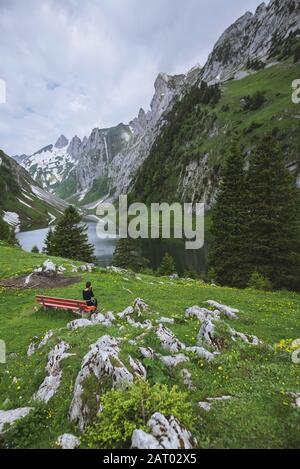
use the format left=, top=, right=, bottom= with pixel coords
left=18, top=1, right=300, bottom=205
left=20, top=68, right=200, bottom=202
left=202, top=0, right=300, bottom=83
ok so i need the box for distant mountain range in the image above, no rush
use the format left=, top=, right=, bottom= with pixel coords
left=10, top=0, right=300, bottom=211
left=0, top=150, right=68, bottom=232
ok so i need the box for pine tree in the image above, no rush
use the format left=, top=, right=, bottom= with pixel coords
left=112, top=238, right=148, bottom=272
left=43, top=228, right=54, bottom=255
left=47, top=206, right=95, bottom=263
left=246, top=135, right=300, bottom=291
left=158, top=253, right=176, bottom=277
left=209, top=142, right=249, bottom=287
left=31, top=245, right=40, bottom=254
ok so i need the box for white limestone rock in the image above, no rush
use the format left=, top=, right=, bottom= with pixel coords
left=0, top=408, right=33, bottom=433
left=127, top=317, right=152, bottom=330
left=159, top=354, right=189, bottom=369
left=33, top=341, right=73, bottom=403
left=129, top=356, right=147, bottom=379
left=118, top=306, right=134, bottom=319
left=198, top=396, right=233, bottom=412
left=57, top=433, right=81, bottom=449
left=287, top=392, right=300, bottom=408
left=139, top=347, right=155, bottom=359
left=43, top=260, right=57, bottom=273
left=186, top=346, right=219, bottom=362
left=205, top=301, right=239, bottom=320
left=198, top=402, right=212, bottom=412
left=69, top=336, right=133, bottom=431
left=132, top=413, right=196, bottom=449
left=156, top=325, right=185, bottom=353
left=133, top=298, right=149, bottom=316
left=230, top=328, right=260, bottom=345
left=197, top=319, right=216, bottom=349
left=180, top=369, right=195, bottom=390
left=67, top=319, right=94, bottom=331
left=156, top=317, right=175, bottom=324
left=27, top=330, right=54, bottom=356
left=186, top=306, right=220, bottom=322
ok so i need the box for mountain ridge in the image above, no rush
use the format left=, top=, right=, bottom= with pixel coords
left=14, top=0, right=300, bottom=207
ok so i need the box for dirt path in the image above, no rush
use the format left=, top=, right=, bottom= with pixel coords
left=0, top=273, right=82, bottom=290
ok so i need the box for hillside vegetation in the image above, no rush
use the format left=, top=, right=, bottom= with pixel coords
left=0, top=244, right=300, bottom=449
left=131, top=62, right=300, bottom=205
left=0, top=151, right=67, bottom=231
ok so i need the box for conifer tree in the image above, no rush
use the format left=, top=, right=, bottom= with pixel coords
left=209, top=142, right=249, bottom=287
left=43, top=228, right=54, bottom=255
left=46, top=206, right=95, bottom=263
left=246, top=135, right=300, bottom=291
left=158, top=253, right=177, bottom=277
left=112, top=238, right=148, bottom=272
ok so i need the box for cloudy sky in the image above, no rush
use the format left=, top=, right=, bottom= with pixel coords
left=0, top=0, right=263, bottom=156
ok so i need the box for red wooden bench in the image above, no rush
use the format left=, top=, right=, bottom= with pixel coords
left=36, top=295, right=97, bottom=317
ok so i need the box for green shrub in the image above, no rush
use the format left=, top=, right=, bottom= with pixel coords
left=83, top=381, right=195, bottom=449
left=248, top=272, right=273, bottom=291
left=158, top=253, right=176, bottom=276
left=31, top=245, right=40, bottom=254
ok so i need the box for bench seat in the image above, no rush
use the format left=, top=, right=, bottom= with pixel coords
left=36, top=295, right=97, bottom=316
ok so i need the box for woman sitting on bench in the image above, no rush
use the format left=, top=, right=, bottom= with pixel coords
left=83, top=281, right=98, bottom=308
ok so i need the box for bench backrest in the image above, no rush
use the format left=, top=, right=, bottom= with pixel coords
left=36, top=295, right=88, bottom=311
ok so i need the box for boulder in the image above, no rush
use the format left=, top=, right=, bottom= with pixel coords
left=186, top=306, right=220, bottom=322
left=131, top=413, right=196, bottom=449
left=156, top=325, right=185, bottom=353
left=0, top=408, right=33, bottom=433
left=229, top=328, right=260, bottom=345
left=159, top=354, right=189, bottom=368
left=69, top=336, right=133, bottom=431
left=129, top=356, right=147, bottom=379
left=67, top=319, right=94, bottom=331
left=197, top=319, right=216, bottom=349
left=43, top=260, right=57, bottom=273
left=287, top=392, right=300, bottom=408
left=156, top=317, right=175, bottom=324
left=118, top=306, right=134, bottom=319
left=180, top=369, right=195, bottom=390
left=139, top=347, right=155, bottom=359
left=127, top=317, right=152, bottom=330
left=198, top=396, right=232, bottom=412
left=27, top=330, right=54, bottom=357
left=57, top=434, right=81, bottom=449
left=133, top=298, right=149, bottom=316
left=68, top=313, right=113, bottom=331
left=205, top=301, right=239, bottom=320
left=33, top=341, right=73, bottom=403
left=186, top=346, right=219, bottom=362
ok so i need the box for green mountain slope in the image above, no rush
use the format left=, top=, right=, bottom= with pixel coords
left=0, top=150, right=68, bottom=232
left=130, top=62, right=300, bottom=206
left=0, top=244, right=300, bottom=448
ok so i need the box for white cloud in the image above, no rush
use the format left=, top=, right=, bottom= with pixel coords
left=0, top=0, right=263, bottom=155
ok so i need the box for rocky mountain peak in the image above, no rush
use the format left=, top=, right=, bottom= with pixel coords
left=201, top=0, right=300, bottom=83
left=55, top=135, right=69, bottom=149
left=67, top=135, right=82, bottom=160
